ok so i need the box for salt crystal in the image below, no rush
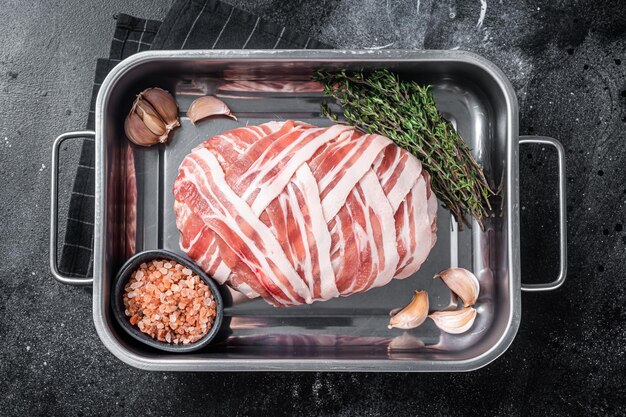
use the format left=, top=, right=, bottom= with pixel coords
left=164, top=263, right=172, bottom=269
left=182, top=268, right=192, bottom=276
left=170, top=314, right=177, bottom=323
left=140, top=263, right=147, bottom=269
left=171, top=284, right=180, bottom=292
left=127, top=291, right=136, bottom=298
left=165, top=332, right=171, bottom=343
left=159, top=268, right=168, bottom=275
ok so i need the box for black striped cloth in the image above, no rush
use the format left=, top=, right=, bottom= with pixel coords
left=59, top=0, right=329, bottom=278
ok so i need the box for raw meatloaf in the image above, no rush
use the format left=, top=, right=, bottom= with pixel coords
left=174, top=121, right=438, bottom=307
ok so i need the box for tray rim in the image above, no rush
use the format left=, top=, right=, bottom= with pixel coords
left=93, top=49, right=520, bottom=372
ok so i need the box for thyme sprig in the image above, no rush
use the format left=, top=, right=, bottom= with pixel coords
left=313, top=69, right=495, bottom=229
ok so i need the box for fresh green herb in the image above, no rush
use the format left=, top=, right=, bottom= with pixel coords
left=313, top=69, right=495, bottom=229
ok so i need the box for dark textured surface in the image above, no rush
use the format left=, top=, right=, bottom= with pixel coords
left=0, top=0, right=625, bottom=416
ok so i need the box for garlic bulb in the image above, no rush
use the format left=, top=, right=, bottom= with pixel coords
left=388, top=290, right=429, bottom=330
left=429, top=307, right=477, bottom=334
left=124, top=88, right=180, bottom=146
left=187, top=96, right=237, bottom=124
left=435, top=267, right=480, bottom=307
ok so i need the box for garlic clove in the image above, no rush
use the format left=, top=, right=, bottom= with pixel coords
left=435, top=267, right=480, bottom=307
left=125, top=111, right=160, bottom=147
left=388, top=290, right=429, bottom=330
left=135, top=99, right=167, bottom=137
left=141, top=87, right=180, bottom=130
left=429, top=307, right=477, bottom=334
left=187, top=96, right=237, bottom=124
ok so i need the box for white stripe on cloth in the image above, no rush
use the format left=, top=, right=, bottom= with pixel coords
left=137, top=20, right=148, bottom=52
left=65, top=242, right=93, bottom=251
left=273, top=27, right=286, bottom=49
left=112, top=38, right=151, bottom=47
left=86, top=241, right=94, bottom=274
left=242, top=17, right=260, bottom=49
left=71, top=191, right=94, bottom=198
left=211, top=6, right=235, bottom=49
left=67, top=217, right=94, bottom=225
left=181, top=0, right=210, bottom=49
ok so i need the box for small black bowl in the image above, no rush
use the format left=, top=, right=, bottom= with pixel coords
left=111, top=249, right=223, bottom=353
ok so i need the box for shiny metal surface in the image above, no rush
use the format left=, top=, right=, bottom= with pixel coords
left=87, top=50, right=539, bottom=371
left=519, top=136, right=567, bottom=292
left=50, top=130, right=95, bottom=286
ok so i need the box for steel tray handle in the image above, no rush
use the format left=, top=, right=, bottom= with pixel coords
left=519, top=135, right=567, bottom=292
left=50, top=131, right=96, bottom=286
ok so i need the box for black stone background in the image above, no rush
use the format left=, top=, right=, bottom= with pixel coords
left=0, top=0, right=625, bottom=416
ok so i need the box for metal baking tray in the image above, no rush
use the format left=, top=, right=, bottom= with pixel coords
left=50, top=50, right=567, bottom=371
